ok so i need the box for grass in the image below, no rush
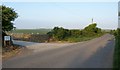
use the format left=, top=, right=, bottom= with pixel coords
left=113, top=36, right=120, bottom=69
left=9, top=29, right=51, bottom=34
left=64, top=33, right=104, bottom=42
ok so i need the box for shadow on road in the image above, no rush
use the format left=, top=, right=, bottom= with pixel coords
left=68, top=39, right=115, bottom=68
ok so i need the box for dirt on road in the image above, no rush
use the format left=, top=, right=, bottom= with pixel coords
left=2, top=34, right=115, bottom=68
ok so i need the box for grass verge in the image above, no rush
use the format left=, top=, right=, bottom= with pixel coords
left=64, top=33, right=104, bottom=42
left=113, top=36, right=120, bottom=69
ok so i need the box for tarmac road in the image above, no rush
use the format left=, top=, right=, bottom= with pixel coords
left=2, top=34, right=115, bottom=68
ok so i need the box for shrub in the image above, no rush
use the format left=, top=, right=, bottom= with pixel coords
left=47, top=23, right=102, bottom=42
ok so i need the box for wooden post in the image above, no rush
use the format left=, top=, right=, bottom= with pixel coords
left=4, top=41, right=6, bottom=47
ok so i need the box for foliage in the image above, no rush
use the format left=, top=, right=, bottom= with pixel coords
left=83, top=23, right=101, bottom=36
left=2, top=5, right=18, bottom=32
left=110, top=28, right=120, bottom=36
left=47, top=27, right=70, bottom=40
left=110, top=30, right=117, bottom=36
left=84, top=23, right=97, bottom=32
left=47, top=23, right=102, bottom=42
left=65, top=36, right=95, bottom=42
left=113, top=28, right=120, bottom=69
left=69, top=30, right=82, bottom=37
left=116, top=28, right=120, bottom=36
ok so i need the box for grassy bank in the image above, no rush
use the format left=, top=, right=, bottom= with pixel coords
left=64, top=33, right=104, bottom=42
left=113, top=36, right=120, bottom=69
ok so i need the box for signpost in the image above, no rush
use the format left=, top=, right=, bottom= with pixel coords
left=4, top=36, right=12, bottom=46
left=4, top=36, right=10, bottom=41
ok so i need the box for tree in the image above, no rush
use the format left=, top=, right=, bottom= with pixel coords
left=1, top=5, right=18, bottom=47
left=1, top=5, right=18, bottom=32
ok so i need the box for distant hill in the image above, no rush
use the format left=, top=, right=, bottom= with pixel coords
left=9, top=29, right=51, bottom=34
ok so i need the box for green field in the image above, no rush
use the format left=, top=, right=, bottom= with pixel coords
left=10, top=29, right=51, bottom=34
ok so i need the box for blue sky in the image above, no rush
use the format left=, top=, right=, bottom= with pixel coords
left=2, top=0, right=119, bottom=2
left=3, top=2, right=118, bottom=29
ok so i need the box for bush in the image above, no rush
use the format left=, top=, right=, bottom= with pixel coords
left=69, top=30, right=82, bottom=37
left=113, top=28, right=120, bottom=69
left=47, top=23, right=102, bottom=42
left=83, top=23, right=102, bottom=36
left=47, top=27, right=70, bottom=40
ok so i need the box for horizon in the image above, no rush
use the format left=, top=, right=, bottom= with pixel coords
left=3, top=2, right=118, bottom=29
left=14, top=27, right=116, bottom=30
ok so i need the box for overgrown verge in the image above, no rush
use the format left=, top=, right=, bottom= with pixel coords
left=2, top=44, right=24, bottom=60
left=113, top=28, right=120, bottom=69
left=64, top=33, right=104, bottom=42
left=47, top=23, right=105, bottom=42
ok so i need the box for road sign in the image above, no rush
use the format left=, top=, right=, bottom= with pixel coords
left=4, top=36, right=11, bottom=41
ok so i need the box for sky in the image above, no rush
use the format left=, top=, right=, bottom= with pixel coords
left=2, top=2, right=118, bottom=29
left=119, top=1, right=120, bottom=28
left=2, top=0, right=119, bottom=2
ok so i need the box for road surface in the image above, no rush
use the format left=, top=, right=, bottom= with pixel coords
left=3, top=34, right=115, bottom=68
